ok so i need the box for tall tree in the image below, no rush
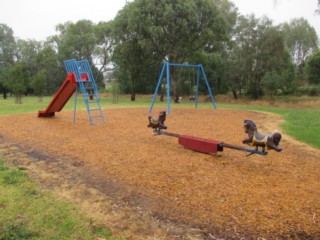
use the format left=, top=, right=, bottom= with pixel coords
left=34, top=43, right=61, bottom=94
left=4, top=63, right=29, bottom=104
left=54, top=20, right=97, bottom=63
left=0, top=24, right=16, bottom=99
left=228, top=15, right=293, bottom=99
left=94, top=21, right=114, bottom=81
left=53, top=20, right=106, bottom=92
left=111, top=0, right=228, bottom=101
left=282, top=18, right=318, bottom=74
left=15, top=39, right=42, bottom=95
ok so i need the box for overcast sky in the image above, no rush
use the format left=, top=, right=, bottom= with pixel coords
left=0, top=0, right=319, bottom=41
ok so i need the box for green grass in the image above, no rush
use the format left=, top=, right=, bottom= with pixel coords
left=0, top=95, right=159, bottom=115
left=0, top=159, right=123, bottom=240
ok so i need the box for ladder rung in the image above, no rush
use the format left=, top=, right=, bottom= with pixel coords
left=85, top=96, right=98, bottom=102
left=90, top=122, right=105, bottom=126
left=89, top=108, right=101, bottom=111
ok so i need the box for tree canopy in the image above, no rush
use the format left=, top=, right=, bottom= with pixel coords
left=111, top=0, right=229, bottom=100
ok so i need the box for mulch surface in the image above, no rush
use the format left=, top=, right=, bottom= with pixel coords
left=0, top=107, right=319, bottom=239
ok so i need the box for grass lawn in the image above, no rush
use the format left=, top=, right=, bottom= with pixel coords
left=0, top=159, right=123, bottom=240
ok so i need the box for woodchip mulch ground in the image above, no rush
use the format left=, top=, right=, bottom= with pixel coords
left=0, top=107, right=319, bottom=239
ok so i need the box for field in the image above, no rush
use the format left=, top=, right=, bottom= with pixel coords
left=0, top=100, right=319, bottom=239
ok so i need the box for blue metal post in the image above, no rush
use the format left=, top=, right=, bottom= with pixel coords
left=149, top=62, right=166, bottom=113
left=150, top=61, right=216, bottom=113
left=200, top=64, right=216, bottom=109
left=166, top=62, right=171, bottom=114
left=195, top=65, right=201, bottom=109
left=73, top=83, right=78, bottom=123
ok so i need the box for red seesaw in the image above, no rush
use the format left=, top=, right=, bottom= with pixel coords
left=148, top=111, right=282, bottom=156
left=153, top=130, right=268, bottom=156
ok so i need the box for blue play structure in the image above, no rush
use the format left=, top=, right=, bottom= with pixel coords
left=149, top=62, right=216, bottom=114
left=64, top=59, right=105, bottom=126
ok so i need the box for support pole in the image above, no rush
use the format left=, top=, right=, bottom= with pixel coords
left=195, top=65, right=201, bottom=109
left=166, top=62, right=171, bottom=114
left=149, top=61, right=217, bottom=113
left=73, top=83, right=79, bottom=123
left=200, top=64, right=216, bottom=109
left=149, top=62, right=166, bottom=113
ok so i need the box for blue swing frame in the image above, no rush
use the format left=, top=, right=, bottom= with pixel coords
left=149, top=61, right=217, bottom=114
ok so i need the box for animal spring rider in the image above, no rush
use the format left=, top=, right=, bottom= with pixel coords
left=148, top=112, right=283, bottom=156
left=242, top=119, right=282, bottom=152
left=147, top=111, right=167, bottom=131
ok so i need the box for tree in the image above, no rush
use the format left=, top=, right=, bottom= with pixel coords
left=111, top=4, right=162, bottom=101
left=52, top=20, right=106, bottom=99
left=111, top=0, right=228, bottom=101
left=94, top=21, right=114, bottom=80
left=282, top=18, right=318, bottom=76
left=34, top=43, right=61, bottom=94
left=306, top=48, right=320, bottom=84
left=30, top=70, right=47, bottom=102
left=0, top=24, right=16, bottom=99
left=15, top=39, right=42, bottom=95
left=227, top=15, right=293, bottom=99
left=54, top=20, right=97, bottom=63
left=4, top=63, right=28, bottom=104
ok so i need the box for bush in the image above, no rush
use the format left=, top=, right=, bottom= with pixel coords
left=296, top=85, right=320, bottom=96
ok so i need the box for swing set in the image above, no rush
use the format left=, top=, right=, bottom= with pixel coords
left=149, top=62, right=216, bottom=114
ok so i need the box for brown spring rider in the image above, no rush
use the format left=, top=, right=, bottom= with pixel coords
left=147, top=111, right=167, bottom=131
left=242, top=119, right=282, bottom=152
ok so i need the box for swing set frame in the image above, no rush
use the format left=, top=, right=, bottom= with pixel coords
left=149, top=62, right=217, bottom=114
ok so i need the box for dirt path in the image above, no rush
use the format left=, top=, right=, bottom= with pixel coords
left=0, top=108, right=319, bottom=239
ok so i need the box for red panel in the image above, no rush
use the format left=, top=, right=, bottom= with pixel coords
left=80, top=73, right=88, bottom=81
left=178, top=135, right=222, bottom=154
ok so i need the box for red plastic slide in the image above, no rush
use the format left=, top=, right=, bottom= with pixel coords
left=38, top=73, right=77, bottom=117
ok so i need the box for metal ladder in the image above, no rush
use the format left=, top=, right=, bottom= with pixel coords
left=64, top=59, right=105, bottom=126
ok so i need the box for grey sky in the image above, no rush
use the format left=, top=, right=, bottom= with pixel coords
left=0, top=0, right=319, bottom=41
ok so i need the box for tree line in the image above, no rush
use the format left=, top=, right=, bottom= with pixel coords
left=0, top=0, right=319, bottom=103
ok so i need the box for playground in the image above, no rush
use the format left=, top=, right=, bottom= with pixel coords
left=0, top=107, right=319, bottom=239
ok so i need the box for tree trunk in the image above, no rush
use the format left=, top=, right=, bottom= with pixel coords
left=160, top=83, right=164, bottom=102
left=131, top=78, right=136, bottom=101
left=171, top=68, right=180, bottom=103
left=232, top=89, right=238, bottom=99
left=15, top=95, right=22, bottom=104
